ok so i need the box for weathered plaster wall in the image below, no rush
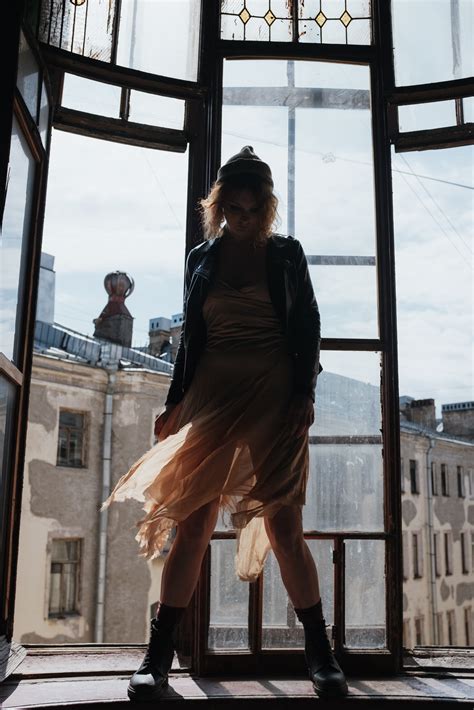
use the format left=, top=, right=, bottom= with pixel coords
left=103, top=368, right=169, bottom=643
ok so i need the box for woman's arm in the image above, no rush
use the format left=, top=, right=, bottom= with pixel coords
left=291, top=239, right=321, bottom=403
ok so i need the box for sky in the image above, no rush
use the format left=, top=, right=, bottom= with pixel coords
left=40, top=4, right=473, bottom=412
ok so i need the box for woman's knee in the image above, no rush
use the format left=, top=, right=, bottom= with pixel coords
left=265, top=505, right=305, bottom=556
left=177, top=498, right=220, bottom=546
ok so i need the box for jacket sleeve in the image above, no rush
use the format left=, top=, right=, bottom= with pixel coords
left=164, top=250, right=194, bottom=406
left=292, top=239, right=322, bottom=402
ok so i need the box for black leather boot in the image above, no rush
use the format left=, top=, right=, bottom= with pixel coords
left=127, top=602, right=184, bottom=702
left=295, top=601, right=348, bottom=699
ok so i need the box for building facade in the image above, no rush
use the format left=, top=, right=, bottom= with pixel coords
left=14, top=351, right=171, bottom=643
left=400, top=400, right=474, bottom=648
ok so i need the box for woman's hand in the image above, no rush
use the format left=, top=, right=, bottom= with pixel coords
left=286, top=393, right=314, bottom=438
left=154, top=404, right=177, bottom=441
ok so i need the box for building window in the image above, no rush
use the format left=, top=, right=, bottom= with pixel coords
left=48, top=539, right=82, bottom=618
left=414, top=616, right=424, bottom=645
left=435, top=612, right=444, bottom=645
left=465, top=607, right=472, bottom=647
left=409, top=459, right=419, bottom=494
left=447, top=610, right=457, bottom=646
left=403, top=619, right=411, bottom=648
left=57, top=410, right=87, bottom=468
left=444, top=531, right=453, bottom=576
left=441, top=463, right=449, bottom=496
left=457, top=466, right=465, bottom=498
left=460, top=532, right=468, bottom=574
left=430, top=461, right=438, bottom=496
left=400, top=457, right=405, bottom=493
left=471, top=532, right=474, bottom=573
left=412, top=532, right=423, bottom=579
left=433, top=532, right=441, bottom=577
left=468, top=469, right=474, bottom=499
left=402, top=531, right=409, bottom=580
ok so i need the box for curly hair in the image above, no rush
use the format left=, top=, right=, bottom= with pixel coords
left=199, top=173, right=279, bottom=244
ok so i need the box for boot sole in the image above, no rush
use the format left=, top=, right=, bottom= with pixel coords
left=127, top=678, right=169, bottom=702
left=313, top=679, right=349, bottom=699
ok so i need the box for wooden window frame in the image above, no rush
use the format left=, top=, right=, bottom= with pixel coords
left=444, top=532, right=453, bottom=576
left=441, top=464, right=450, bottom=496
left=47, top=538, right=82, bottom=619
left=409, top=459, right=419, bottom=495
left=460, top=532, right=468, bottom=575
left=56, top=409, right=89, bottom=469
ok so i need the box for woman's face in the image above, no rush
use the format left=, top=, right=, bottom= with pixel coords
left=221, top=188, right=262, bottom=239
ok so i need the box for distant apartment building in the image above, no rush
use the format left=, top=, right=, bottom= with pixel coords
left=400, top=398, right=474, bottom=648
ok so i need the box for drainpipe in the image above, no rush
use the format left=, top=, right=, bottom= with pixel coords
left=425, top=435, right=438, bottom=644
left=95, top=367, right=116, bottom=643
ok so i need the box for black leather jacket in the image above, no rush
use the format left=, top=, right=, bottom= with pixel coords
left=165, top=233, right=322, bottom=406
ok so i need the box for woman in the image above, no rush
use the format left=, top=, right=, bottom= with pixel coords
left=104, top=146, right=348, bottom=700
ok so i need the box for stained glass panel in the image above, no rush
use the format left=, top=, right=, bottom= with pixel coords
left=221, top=0, right=372, bottom=44
left=38, top=0, right=117, bottom=62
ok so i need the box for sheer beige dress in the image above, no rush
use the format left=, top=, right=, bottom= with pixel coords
left=103, top=270, right=309, bottom=582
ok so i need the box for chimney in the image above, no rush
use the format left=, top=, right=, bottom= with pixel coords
left=405, top=399, right=436, bottom=430
left=442, top=402, right=474, bottom=441
left=93, top=271, right=134, bottom=347
left=170, top=312, right=183, bottom=363
left=36, top=252, right=56, bottom=324
left=149, top=317, right=171, bottom=359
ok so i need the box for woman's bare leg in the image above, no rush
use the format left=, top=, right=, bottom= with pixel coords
left=160, top=498, right=220, bottom=607
left=264, top=504, right=321, bottom=608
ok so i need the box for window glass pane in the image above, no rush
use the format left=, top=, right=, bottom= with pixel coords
left=41, top=130, right=188, bottom=340
left=392, top=0, right=474, bottom=86
left=345, top=539, right=386, bottom=647
left=309, top=263, right=378, bottom=338
left=16, top=30, right=40, bottom=119
left=62, top=74, right=121, bottom=118
left=262, top=541, right=333, bottom=648
left=313, top=350, right=381, bottom=436
left=38, top=0, right=117, bottom=61
left=117, top=0, right=201, bottom=81
left=129, top=91, right=185, bottom=129
left=38, top=79, right=50, bottom=148
left=463, top=96, right=474, bottom=123
left=222, top=60, right=376, bottom=260
left=399, top=100, right=457, bottom=132
left=393, top=146, right=472, bottom=408
left=304, top=444, right=383, bottom=532
left=208, top=540, right=249, bottom=649
left=1, top=116, right=36, bottom=363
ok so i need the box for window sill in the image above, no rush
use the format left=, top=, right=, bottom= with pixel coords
left=0, top=647, right=472, bottom=708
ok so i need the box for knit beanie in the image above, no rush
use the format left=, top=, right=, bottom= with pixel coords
left=217, top=145, right=273, bottom=186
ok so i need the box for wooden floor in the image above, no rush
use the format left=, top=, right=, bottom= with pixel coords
left=1, top=672, right=474, bottom=709
left=1, top=648, right=473, bottom=709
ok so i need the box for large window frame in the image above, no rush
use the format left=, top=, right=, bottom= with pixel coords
left=1, top=0, right=473, bottom=681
